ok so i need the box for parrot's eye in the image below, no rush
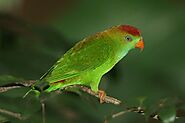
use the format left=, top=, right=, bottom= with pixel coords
left=125, top=35, right=132, bottom=42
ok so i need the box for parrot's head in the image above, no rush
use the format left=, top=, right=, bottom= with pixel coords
left=115, top=25, right=144, bottom=51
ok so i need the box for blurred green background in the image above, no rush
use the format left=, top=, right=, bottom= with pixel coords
left=0, top=0, right=185, bottom=123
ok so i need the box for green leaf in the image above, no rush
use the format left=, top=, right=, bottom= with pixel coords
left=159, top=105, right=176, bottom=123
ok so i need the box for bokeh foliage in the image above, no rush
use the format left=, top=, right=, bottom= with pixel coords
left=0, top=0, right=185, bottom=123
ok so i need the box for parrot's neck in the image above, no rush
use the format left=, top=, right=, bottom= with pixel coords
left=115, top=48, right=128, bottom=64
left=112, top=40, right=129, bottom=64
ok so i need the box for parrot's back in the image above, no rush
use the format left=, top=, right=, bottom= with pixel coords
left=33, top=33, right=116, bottom=92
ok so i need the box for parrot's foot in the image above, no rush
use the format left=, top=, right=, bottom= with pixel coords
left=98, top=90, right=106, bottom=103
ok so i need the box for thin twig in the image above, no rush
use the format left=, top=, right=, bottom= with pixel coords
left=111, top=107, right=149, bottom=118
left=109, top=106, right=185, bottom=122
left=16, top=80, right=36, bottom=87
left=0, top=108, right=25, bottom=120
left=41, top=101, right=46, bottom=123
left=0, top=86, right=22, bottom=93
left=0, top=80, right=35, bottom=93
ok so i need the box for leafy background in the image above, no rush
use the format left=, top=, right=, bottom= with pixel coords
left=0, top=0, right=185, bottom=123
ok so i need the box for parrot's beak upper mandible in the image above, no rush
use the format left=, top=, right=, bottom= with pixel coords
left=135, top=38, right=144, bottom=51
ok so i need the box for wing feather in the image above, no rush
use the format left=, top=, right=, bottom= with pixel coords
left=40, top=37, right=111, bottom=83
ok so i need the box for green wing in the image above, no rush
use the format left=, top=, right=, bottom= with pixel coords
left=40, top=37, right=111, bottom=83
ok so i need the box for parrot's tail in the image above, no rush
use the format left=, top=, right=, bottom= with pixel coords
left=23, top=88, right=41, bottom=98
left=22, top=89, right=33, bottom=98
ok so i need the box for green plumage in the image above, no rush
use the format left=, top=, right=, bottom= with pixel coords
left=33, top=25, right=143, bottom=93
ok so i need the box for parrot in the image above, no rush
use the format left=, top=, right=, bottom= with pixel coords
left=31, top=25, right=144, bottom=103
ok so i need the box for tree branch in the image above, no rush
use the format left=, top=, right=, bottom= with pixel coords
left=111, top=106, right=160, bottom=120
left=65, top=85, right=121, bottom=105
left=0, top=80, right=121, bottom=105
left=0, top=80, right=35, bottom=93
left=0, top=108, right=25, bottom=120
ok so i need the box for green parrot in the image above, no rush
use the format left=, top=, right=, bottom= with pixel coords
left=32, top=25, right=144, bottom=102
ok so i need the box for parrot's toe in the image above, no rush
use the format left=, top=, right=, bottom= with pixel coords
left=98, top=90, right=106, bottom=103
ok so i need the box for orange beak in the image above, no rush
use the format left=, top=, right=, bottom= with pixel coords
left=135, top=38, right=144, bottom=51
